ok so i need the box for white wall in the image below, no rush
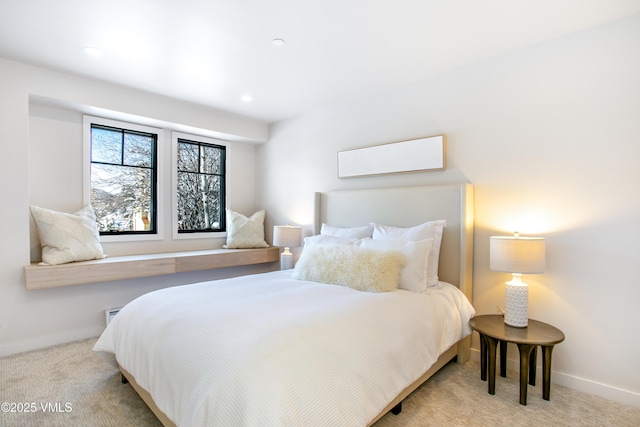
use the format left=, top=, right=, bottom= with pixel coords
left=0, top=57, right=272, bottom=356
left=256, top=14, right=640, bottom=406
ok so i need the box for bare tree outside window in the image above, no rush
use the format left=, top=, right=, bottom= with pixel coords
left=90, top=125, right=157, bottom=234
left=176, top=139, right=226, bottom=232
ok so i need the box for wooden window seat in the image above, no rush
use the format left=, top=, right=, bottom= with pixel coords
left=24, top=247, right=280, bottom=290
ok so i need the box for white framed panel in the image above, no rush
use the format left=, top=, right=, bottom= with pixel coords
left=338, top=135, right=445, bottom=178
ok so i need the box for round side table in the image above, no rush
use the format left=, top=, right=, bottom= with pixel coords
left=469, top=314, right=565, bottom=405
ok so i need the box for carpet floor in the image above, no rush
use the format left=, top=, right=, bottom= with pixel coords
left=1, top=337, right=638, bottom=426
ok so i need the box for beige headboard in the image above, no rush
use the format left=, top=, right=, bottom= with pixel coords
left=314, top=184, right=474, bottom=300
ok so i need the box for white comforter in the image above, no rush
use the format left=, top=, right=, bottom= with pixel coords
left=94, top=270, right=475, bottom=427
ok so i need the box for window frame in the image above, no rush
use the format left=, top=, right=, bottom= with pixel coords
left=172, top=132, right=228, bottom=240
left=83, top=115, right=165, bottom=243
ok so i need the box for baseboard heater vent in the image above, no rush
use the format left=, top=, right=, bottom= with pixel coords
left=105, top=307, right=122, bottom=327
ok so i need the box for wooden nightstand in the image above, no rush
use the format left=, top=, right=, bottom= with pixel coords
left=469, top=314, right=565, bottom=405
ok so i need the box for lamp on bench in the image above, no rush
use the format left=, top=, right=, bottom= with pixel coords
left=273, top=225, right=302, bottom=270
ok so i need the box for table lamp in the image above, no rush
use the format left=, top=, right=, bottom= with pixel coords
left=490, top=232, right=545, bottom=327
left=273, top=225, right=302, bottom=270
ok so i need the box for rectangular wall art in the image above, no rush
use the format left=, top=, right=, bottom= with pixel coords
left=337, top=135, right=445, bottom=178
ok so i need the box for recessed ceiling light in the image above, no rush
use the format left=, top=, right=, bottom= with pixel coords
left=241, top=94, right=253, bottom=103
left=84, top=46, right=103, bottom=57
left=271, top=38, right=285, bottom=47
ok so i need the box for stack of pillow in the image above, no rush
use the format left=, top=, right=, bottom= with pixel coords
left=292, top=220, right=445, bottom=293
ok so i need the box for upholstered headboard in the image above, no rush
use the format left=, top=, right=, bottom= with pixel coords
left=314, top=184, right=474, bottom=300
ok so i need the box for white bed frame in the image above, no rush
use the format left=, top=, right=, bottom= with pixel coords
left=121, top=183, right=474, bottom=426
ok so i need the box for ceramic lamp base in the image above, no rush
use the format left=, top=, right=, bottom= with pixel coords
left=280, top=248, right=293, bottom=270
left=504, top=275, right=528, bottom=328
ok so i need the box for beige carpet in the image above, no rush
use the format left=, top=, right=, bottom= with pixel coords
left=1, top=338, right=638, bottom=427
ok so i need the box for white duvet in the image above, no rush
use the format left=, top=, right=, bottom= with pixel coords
left=94, top=270, right=475, bottom=427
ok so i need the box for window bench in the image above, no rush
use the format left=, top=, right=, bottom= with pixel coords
left=24, top=247, right=280, bottom=290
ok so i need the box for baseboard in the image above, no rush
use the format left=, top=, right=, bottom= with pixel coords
left=469, top=348, right=640, bottom=408
left=0, top=326, right=103, bottom=358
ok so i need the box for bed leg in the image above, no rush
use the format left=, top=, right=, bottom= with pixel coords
left=121, top=374, right=129, bottom=384
left=391, top=401, right=402, bottom=415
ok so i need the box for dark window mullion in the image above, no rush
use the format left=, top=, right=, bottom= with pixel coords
left=92, top=161, right=153, bottom=170
left=119, top=129, right=125, bottom=167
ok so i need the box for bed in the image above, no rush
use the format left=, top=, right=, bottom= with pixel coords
left=94, top=183, right=475, bottom=426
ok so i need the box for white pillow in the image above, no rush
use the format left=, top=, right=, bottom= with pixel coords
left=320, top=223, right=373, bottom=239
left=303, top=234, right=361, bottom=247
left=223, top=209, right=269, bottom=249
left=359, top=238, right=433, bottom=293
left=292, top=245, right=405, bottom=293
left=30, top=205, right=106, bottom=265
left=372, top=220, right=446, bottom=287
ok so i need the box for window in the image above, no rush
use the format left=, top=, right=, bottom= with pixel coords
left=176, top=137, right=226, bottom=233
left=84, top=116, right=161, bottom=239
left=84, top=117, right=227, bottom=244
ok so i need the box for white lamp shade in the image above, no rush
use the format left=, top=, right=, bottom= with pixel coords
left=490, top=236, right=545, bottom=274
left=273, top=225, right=302, bottom=248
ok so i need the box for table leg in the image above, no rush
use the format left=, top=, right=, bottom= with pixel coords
left=517, top=344, right=535, bottom=405
left=529, top=346, right=537, bottom=386
left=479, top=333, right=487, bottom=381
left=485, top=336, right=498, bottom=395
left=541, top=345, right=555, bottom=400
left=499, top=340, right=507, bottom=377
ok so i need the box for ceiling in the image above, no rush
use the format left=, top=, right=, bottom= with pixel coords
left=1, top=1, right=639, bottom=124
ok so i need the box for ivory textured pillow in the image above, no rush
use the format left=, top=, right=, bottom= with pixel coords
left=30, top=205, right=106, bottom=265
left=292, top=245, right=406, bottom=293
left=223, top=209, right=269, bottom=248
